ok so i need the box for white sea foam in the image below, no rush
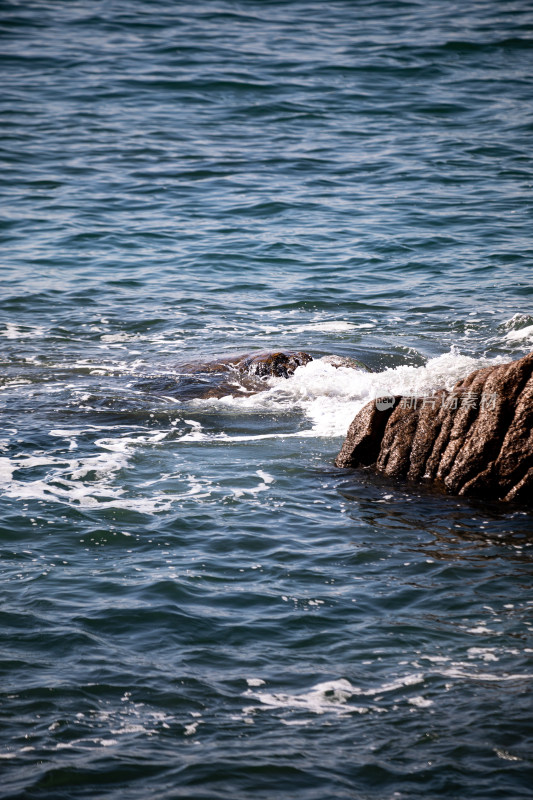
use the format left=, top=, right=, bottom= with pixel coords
left=1, top=323, right=45, bottom=339
left=441, top=666, right=533, bottom=681
left=184, top=722, right=199, bottom=736
left=100, top=332, right=139, bottom=343
left=467, top=647, right=499, bottom=662
left=191, top=351, right=502, bottom=439
left=500, top=313, right=533, bottom=343
left=505, top=324, right=533, bottom=341
left=259, top=319, right=364, bottom=335
left=494, top=748, right=523, bottom=762
left=408, top=696, right=433, bottom=707
left=501, top=313, right=533, bottom=331
left=256, top=470, right=274, bottom=484
left=244, top=673, right=425, bottom=718
left=0, top=379, right=32, bottom=390
left=232, top=470, right=275, bottom=499
left=0, top=431, right=174, bottom=512
left=0, top=458, right=14, bottom=482
left=244, top=679, right=363, bottom=716
left=291, top=321, right=364, bottom=333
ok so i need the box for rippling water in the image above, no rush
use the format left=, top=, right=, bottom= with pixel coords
left=1, top=1, right=533, bottom=798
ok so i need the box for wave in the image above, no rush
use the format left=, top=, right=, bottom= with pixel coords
left=188, top=350, right=505, bottom=439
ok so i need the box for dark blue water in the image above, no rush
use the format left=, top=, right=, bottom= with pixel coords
left=1, top=1, right=533, bottom=797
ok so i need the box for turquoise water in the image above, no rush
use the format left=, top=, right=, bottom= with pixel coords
left=1, top=1, right=533, bottom=797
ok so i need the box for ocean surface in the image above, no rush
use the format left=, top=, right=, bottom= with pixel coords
left=1, top=1, right=533, bottom=797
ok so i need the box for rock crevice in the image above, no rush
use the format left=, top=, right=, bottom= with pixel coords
left=335, top=351, right=533, bottom=504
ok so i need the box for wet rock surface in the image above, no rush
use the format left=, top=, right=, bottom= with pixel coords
left=336, top=351, right=533, bottom=503
left=135, top=350, right=313, bottom=399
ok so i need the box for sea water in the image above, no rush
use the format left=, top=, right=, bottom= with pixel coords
left=1, top=1, right=532, bottom=798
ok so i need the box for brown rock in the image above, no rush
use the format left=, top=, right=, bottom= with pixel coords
left=335, top=398, right=398, bottom=469
left=335, top=351, right=533, bottom=504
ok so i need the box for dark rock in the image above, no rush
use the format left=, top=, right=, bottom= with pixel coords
left=335, top=399, right=397, bottom=469
left=240, top=351, right=313, bottom=378
left=335, top=351, right=533, bottom=503
left=135, top=350, right=313, bottom=400
left=177, top=350, right=313, bottom=379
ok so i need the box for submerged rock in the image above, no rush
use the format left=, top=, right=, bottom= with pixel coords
left=136, top=349, right=372, bottom=400
left=176, top=350, right=312, bottom=378
left=235, top=350, right=313, bottom=378
left=136, top=350, right=314, bottom=400
left=335, top=351, right=533, bottom=504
